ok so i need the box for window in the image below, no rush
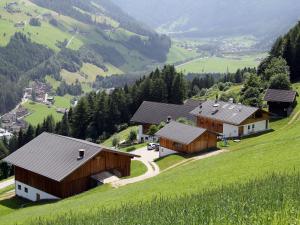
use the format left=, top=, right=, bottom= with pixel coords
left=24, top=187, right=28, bottom=193
left=248, top=125, right=251, bottom=130
left=252, top=124, right=255, bottom=129
left=173, top=142, right=183, bottom=149
left=17, top=185, right=21, bottom=190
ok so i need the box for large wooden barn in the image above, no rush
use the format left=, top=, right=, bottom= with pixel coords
left=130, top=99, right=202, bottom=143
left=264, top=89, right=297, bottom=117
left=155, top=121, right=217, bottom=157
left=4, top=133, right=137, bottom=201
left=190, top=100, right=270, bottom=138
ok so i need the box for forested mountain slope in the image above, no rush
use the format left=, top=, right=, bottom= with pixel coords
left=261, top=22, right=300, bottom=82
left=0, top=0, right=171, bottom=114
left=113, top=0, right=300, bottom=39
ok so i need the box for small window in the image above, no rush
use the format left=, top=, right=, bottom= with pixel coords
left=248, top=125, right=251, bottom=130
left=252, top=124, right=255, bottom=129
left=24, top=187, right=28, bottom=193
left=17, top=185, right=21, bottom=190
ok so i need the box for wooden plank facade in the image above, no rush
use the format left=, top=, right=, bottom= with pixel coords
left=197, top=117, right=223, bottom=133
left=15, top=150, right=131, bottom=198
left=197, top=110, right=269, bottom=135
left=159, top=131, right=217, bottom=154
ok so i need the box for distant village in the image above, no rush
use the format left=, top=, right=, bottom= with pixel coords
left=0, top=81, right=73, bottom=139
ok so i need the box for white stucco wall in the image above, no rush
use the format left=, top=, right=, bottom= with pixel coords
left=159, top=147, right=177, bottom=158
left=137, top=125, right=158, bottom=143
left=243, top=120, right=269, bottom=136
left=223, top=124, right=239, bottom=138
left=15, top=180, right=59, bottom=202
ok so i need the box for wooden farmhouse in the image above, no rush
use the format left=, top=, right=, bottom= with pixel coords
left=4, top=133, right=137, bottom=202
left=190, top=100, right=270, bottom=138
left=131, top=99, right=202, bottom=142
left=264, top=89, right=297, bottom=117
left=156, top=121, right=217, bottom=157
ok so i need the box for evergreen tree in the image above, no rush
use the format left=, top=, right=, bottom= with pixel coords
left=24, top=125, right=35, bottom=144
left=171, top=73, right=187, bottom=104
left=71, top=98, right=88, bottom=139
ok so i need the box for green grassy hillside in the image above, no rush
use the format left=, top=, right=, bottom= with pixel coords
left=1, top=86, right=300, bottom=224
left=0, top=0, right=170, bottom=89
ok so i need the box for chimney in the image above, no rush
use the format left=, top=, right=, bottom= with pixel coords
left=166, top=116, right=172, bottom=124
left=237, top=103, right=242, bottom=112
left=78, top=149, right=85, bottom=160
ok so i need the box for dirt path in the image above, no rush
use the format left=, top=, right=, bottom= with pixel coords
left=161, top=149, right=228, bottom=173
left=0, top=190, right=15, bottom=201
left=288, top=110, right=300, bottom=125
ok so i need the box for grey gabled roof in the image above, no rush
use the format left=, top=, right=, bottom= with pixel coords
left=131, top=99, right=202, bottom=125
left=155, top=121, right=207, bottom=145
left=264, top=89, right=297, bottom=103
left=3, top=133, right=136, bottom=182
left=190, top=100, right=259, bottom=125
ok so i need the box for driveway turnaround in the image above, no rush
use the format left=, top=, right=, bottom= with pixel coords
left=112, top=147, right=160, bottom=188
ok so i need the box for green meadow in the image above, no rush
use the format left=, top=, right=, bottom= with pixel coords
left=1, top=86, right=300, bottom=224
left=177, top=53, right=267, bottom=74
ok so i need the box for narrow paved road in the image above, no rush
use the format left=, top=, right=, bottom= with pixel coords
left=66, top=35, right=75, bottom=48
left=112, top=147, right=160, bottom=188
left=0, top=178, right=14, bottom=190
left=176, top=56, right=204, bottom=68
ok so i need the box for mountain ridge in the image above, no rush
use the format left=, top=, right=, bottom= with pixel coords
left=113, top=0, right=300, bottom=40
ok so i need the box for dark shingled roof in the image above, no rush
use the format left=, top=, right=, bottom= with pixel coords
left=264, top=89, right=297, bottom=103
left=131, top=99, right=202, bottom=125
left=3, top=133, right=137, bottom=182
left=155, top=121, right=207, bottom=145
left=190, top=100, right=259, bottom=125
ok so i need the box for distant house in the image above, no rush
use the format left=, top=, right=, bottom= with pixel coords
left=156, top=121, right=217, bottom=157
left=264, top=89, right=297, bottom=117
left=131, top=99, right=202, bottom=142
left=0, top=128, right=13, bottom=140
left=4, top=133, right=137, bottom=201
left=190, top=100, right=270, bottom=138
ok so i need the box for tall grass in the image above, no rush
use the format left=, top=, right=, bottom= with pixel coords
left=30, top=173, right=300, bottom=225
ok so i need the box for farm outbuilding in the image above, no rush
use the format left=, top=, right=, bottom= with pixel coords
left=4, top=133, right=137, bottom=201
left=264, top=89, right=297, bottom=117
left=155, top=121, right=217, bottom=157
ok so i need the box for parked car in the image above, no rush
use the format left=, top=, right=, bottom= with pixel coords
left=147, top=143, right=156, bottom=150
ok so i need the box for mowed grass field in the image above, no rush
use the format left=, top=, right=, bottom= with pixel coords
left=177, top=53, right=267, bottom=74
left=166, top=41, right=199, bottom=64
left=2, top=85, right=300, bottom=224
left=23, top=96, right=72, bottom=126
